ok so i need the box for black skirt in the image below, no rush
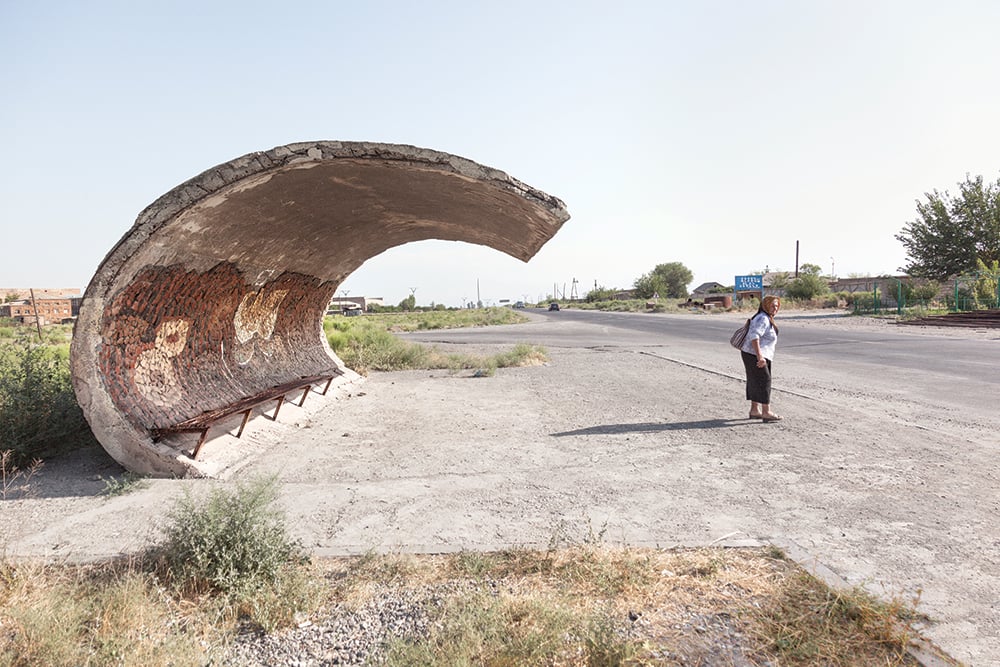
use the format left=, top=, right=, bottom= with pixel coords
left=741, top=351, right=772, bottom=404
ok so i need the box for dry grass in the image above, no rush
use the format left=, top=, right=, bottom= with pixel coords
left=0, top=558, right=211, bottom=666
left=0, top=451, right=42, bottom=501
left=0, top=546, right=936, bottom=666
left=321, top=546, right=929, bottom=666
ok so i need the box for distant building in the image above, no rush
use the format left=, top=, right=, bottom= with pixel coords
left=1, top=297, right=74, bottom=325
left=0, top=288, right=81, bottom=325
left=690, top=282, right=727, bottom=298
left=327, top=296, right=384, bottom=313
left=829, top=276, right=907, bottom=294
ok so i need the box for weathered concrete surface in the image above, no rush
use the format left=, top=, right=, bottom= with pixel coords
left=70, top=141, right=569, bottom=477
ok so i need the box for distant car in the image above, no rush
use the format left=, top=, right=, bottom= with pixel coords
left=513, top=301, right=525, bottom=309
left=548, top=302, right=560, bottom=311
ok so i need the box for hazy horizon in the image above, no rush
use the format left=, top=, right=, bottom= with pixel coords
left=4, top=1, right=999, bottom=306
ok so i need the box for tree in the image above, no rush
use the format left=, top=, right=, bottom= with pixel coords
left=896, top=174, right=1000, bottom=281
left=633, top=262, right=693, bottom=299
left=971, top=258, right=999, bottom=307
left=785, top=262, right=830, bottom=300
left=586, top=286, right=617, bottom=302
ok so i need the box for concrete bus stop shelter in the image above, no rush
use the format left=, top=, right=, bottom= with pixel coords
left=70, top=141, right=569, bottom=477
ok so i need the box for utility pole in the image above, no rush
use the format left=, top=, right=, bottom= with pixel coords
left=29, top=288, right=42, bottom=341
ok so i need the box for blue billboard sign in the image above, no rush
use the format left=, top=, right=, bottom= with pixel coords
left=734, top=275, right=763, bottom=291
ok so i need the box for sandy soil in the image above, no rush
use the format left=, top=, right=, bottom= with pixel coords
left=1, top=311, right=997, bottom=665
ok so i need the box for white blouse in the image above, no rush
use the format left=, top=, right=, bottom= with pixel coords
left=741, top=311, right=778, bottom=360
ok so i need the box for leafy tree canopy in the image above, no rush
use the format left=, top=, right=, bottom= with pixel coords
left=798, top=263, right=823, bottom=276
left=633, top=262, right=693, bottom=299
left=784, top=262, right=830, bottom=300
left=785, top=273, right=830, bottom=300
left=896, top=174, right=1000, bottom=281
left=586, top=286, right=617, bottom=302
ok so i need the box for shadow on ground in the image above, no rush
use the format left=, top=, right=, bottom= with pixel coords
left=551, top=418, right=753, bottom=437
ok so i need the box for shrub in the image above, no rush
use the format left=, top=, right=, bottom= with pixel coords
left=785, top=273, right=830, bottom=300
left=585, top=287, right=617, bottom=302
left=572, top=299, right=651, bottom=312
left=910, top=281, right=940, bottom=302
left=157, top=476, right=305, bottom=599
left=847, top=293, right=875, bottom=310
left=0, top=338, right=95, bottom=464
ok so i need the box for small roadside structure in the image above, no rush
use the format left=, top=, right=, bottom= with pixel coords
left=690, top=282, right=726, bottom=299
left=70, top=141, right=570, bottom=477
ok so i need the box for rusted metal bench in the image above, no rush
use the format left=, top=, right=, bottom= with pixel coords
left=151, top=374, right=336, bottom=459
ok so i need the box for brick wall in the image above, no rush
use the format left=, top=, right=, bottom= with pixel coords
left=98, top=262, right=339, bottom=430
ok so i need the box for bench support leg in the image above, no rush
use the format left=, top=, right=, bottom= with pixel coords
left=320, top=376, right=334, bottom=395
left=236, top=408, right=253, bottom=439
left=270, top=396, right=286, bottom=420
left=297, top=385, right=311, bottom=407
left=190, top=429, right=210, bottom=460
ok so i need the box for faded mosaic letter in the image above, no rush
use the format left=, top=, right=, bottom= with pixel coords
left=234, top=289, right=288, bottom=344
left=134, top=319, right=190, bottom=406
left=233, top=288, right=289, bottom=364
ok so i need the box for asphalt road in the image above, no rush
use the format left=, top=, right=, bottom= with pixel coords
left=404, top=308, right=999, bottom=419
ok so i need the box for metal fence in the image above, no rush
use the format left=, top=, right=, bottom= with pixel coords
left=850, top=274, right=1000, bottom=315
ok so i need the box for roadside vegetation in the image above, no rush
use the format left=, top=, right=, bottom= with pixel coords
left=561, top=288, right=969, bottom=319
left=0, top=322, right=95, bottom=466
left=324, top=308, right=546, bottom=375
left=0, top=476, right=316, bottom=666
left=0, top=478, right=929, bottom=665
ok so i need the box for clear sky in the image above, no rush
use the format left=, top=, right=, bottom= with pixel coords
left=3, top=1, right=999, bottom=307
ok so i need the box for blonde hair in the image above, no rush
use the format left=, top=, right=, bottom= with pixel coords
left=759, top=295, right=780, bottom=333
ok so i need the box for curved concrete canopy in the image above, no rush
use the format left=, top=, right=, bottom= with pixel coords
left=71, top=141, right=570, bottom=477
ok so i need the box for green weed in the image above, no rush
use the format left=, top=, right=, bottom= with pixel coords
left=99, top=472, right=148, bottom=497
left=156, top=476, right=305, bottom=598
left=324, top=312, right=547, bottom=375
left=0, top=339, right=95, bottom=465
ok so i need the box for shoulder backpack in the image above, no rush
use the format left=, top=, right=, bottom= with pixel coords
left=730, top=318, right=751, bottom=349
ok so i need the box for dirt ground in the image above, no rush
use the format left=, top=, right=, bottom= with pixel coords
left=1, top=311, right=997, bottom=665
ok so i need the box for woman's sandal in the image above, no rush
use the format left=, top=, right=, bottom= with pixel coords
left=762, top=414, right=783, bottom=423
left=749, top=412, right=763, bottom=419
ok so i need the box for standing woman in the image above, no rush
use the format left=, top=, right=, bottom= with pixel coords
left=741, top=295, right=782, bottom=422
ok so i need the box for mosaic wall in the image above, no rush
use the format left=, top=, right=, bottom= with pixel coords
left=98, top=263, right=338, bottom=430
